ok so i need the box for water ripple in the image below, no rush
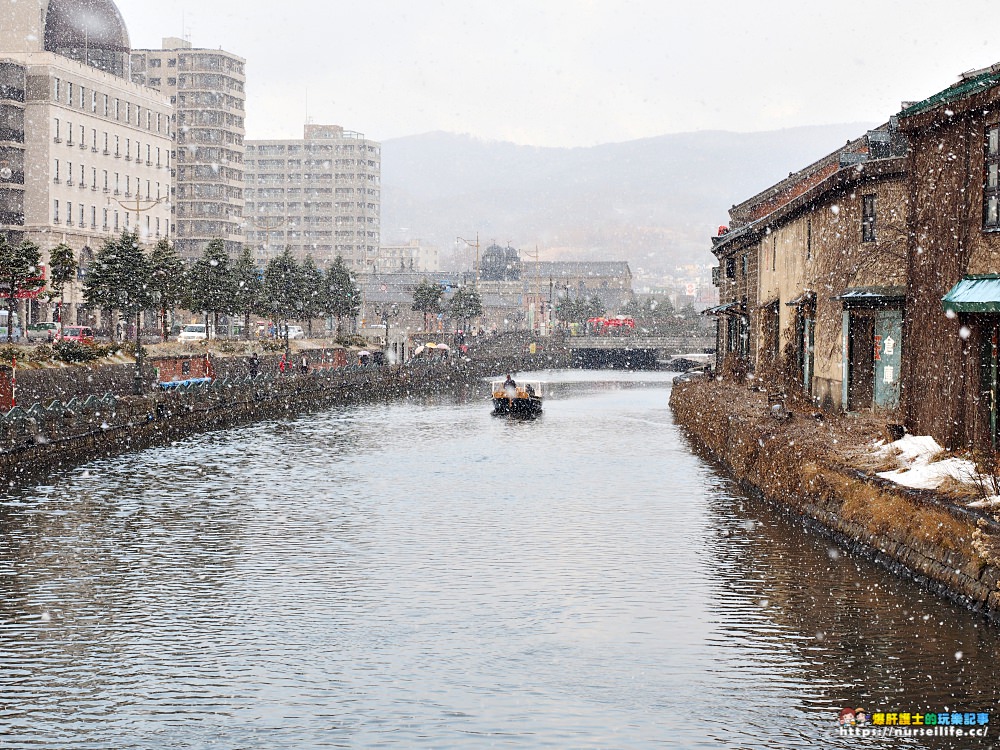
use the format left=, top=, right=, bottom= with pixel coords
left=0, top=371, right=995, bottom=748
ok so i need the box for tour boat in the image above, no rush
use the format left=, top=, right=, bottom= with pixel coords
left=491, top=379, right=543, bottom=417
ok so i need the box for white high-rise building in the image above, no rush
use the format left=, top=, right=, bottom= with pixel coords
left=131, top=38, right=246, bottom=259
left=0, top=0, right=173, bottom=326
left=244, top=124, right=380, bottom=270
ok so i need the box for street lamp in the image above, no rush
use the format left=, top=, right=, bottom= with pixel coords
left=376, top=301, right=400, bottom=359
left=456, top=233, right=480, bottom=287
left=107, top=194, right=167, bottom=237
left=245, top=213, right=285, bottom=265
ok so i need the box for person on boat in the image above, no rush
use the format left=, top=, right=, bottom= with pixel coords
left=504, top=373, right=516, bottom=388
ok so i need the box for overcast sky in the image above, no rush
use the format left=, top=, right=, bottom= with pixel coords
left=114, top=0, right=998, bottom=147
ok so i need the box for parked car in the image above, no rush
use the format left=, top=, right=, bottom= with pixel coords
left=56, top=325, right=95, bottom=345
left=178, top=324, right=209, bottom=342
left=26, top=322, right=60, bottom=343
left=285, top=325, right=305, bottom=340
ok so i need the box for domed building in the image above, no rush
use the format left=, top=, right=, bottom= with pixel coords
left=43, top=0, right=131, bottom=78
left=0, top=0, right=173, bottom=331
left=480, top=243, right=521, bottom=282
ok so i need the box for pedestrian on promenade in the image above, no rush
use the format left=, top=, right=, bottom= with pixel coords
left=250, top=352, right=260, bottom=378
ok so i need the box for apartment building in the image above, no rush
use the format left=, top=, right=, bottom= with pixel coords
left=244, top=124, right=380, bottom=269
left=132, top=37, right=246, bottom=258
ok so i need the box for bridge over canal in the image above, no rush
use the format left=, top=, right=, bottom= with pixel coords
left=564, top=335, right=715, bottom=369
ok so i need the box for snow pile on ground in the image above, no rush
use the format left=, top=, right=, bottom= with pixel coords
left=873, top=434, right=978, bottom=490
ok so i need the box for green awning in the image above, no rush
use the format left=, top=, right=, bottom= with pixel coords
left=942, top=275, right=1000, bottom=314
left=701, top=301, right=744, bottom=316
left=835, top=286, right=905, bottom=308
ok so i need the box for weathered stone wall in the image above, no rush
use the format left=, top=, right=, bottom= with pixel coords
left=670, top=378, right=1000, bottom=620
left=0, top=349, right=564, bottom=484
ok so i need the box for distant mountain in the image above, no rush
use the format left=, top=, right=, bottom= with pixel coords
left=380, top=124, right=876, bottom=274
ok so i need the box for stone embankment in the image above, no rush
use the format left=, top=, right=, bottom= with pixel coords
left=1, top=349, right=563, bottom=484
left=670, top=379, right=1000, bottom=621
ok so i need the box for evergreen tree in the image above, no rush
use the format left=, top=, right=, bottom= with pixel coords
left=188, top=238, right=236, bottom=336
left=554, top=296, right=582, bottom=326
left=325, top=256, right=360, bottom=336
left=147, top=239, right=186, bottom=342
left=300, top=254, right=325, bottom=336
left=0, top=235, right=45, bottom=342
left=585, top=295, right=606, bottom=320
left=448, top=286, right=483, bottom=332
left=412, top=278, right=444, bottom=331
left=47, top=242, right=76, bottom=324
left=83, top=230, right=149, bottom=343
left=648, top=295, right=675, bottom=317
left=233, top=247, right=263, bottom=340
left=262, top=248, right=303, bottom=354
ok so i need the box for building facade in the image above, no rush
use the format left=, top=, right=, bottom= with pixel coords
left=0, top=0, right=173, bottom=326
left=897, top=64, right=1000, bottom=451
left=709, top=123, right=909, bottom=411
left=244, top=125, right=380, bottom=270
left=131, top=38, right=246, bottom=258
left=377, top=239, right=438, bottom=273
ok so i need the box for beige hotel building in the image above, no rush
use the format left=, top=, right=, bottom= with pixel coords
left=0, top=0, right=173, bottom=326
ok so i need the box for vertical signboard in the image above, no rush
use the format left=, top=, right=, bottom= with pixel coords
left=874, top=309, right=903, bottom=409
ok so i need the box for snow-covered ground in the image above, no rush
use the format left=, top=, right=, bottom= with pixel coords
left=872, top=434, right=978, bottom=490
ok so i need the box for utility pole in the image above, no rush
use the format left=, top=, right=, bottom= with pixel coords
left=523, top=245, right=542, bottom=334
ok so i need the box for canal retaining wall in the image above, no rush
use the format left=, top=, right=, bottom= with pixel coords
left=0, top=350, right=561, bottom=485
left=670, top=379, right=1000, bottom=621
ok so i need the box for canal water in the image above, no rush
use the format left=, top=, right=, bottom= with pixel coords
left=1, top=370, right=998, bottom=748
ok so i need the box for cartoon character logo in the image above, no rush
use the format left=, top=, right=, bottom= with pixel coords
left=839, top=707, right=856, bottom=726
left=855, top=708, right=868, bottom=725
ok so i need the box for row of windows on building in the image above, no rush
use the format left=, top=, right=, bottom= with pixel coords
left=53, top=119, right=169, bottom=168
left=249, top=173, right=379, bottom=182
left=176, top=130, right=244, bottom=149
left=177, top=184, right=242, bottom=200
left=176, top=92, right=244, bottom=112
left=135, top=55, right=245, bottom=76
left=52, top=200, right=165, bottom=236
left=247, top=158, right=377, bottom=168
left=176, top=202, right=242, bottom=217
left=176, top=165, right=243, bottom=181
left=720, top=195, right=881, bottom=281
left=175, top=146, right=243, bottom=167
left=177, top=110, right=243, bottom=128
left=178, top=219, right=240, bottom=235
left=247, top=144, right=380, bottom=155
left=248, top=188, right=363, bottom=198
left=136, top=71, right=246, bottom=95
left=53, top=158, right=164, bottom=199
left=52, top=78, right=168, bottom=135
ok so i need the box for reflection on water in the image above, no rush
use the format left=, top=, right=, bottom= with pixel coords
left=0, top=370, right=997, bottom=748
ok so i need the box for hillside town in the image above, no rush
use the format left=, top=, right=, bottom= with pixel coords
left=0, top=0, right=720, bottom=359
